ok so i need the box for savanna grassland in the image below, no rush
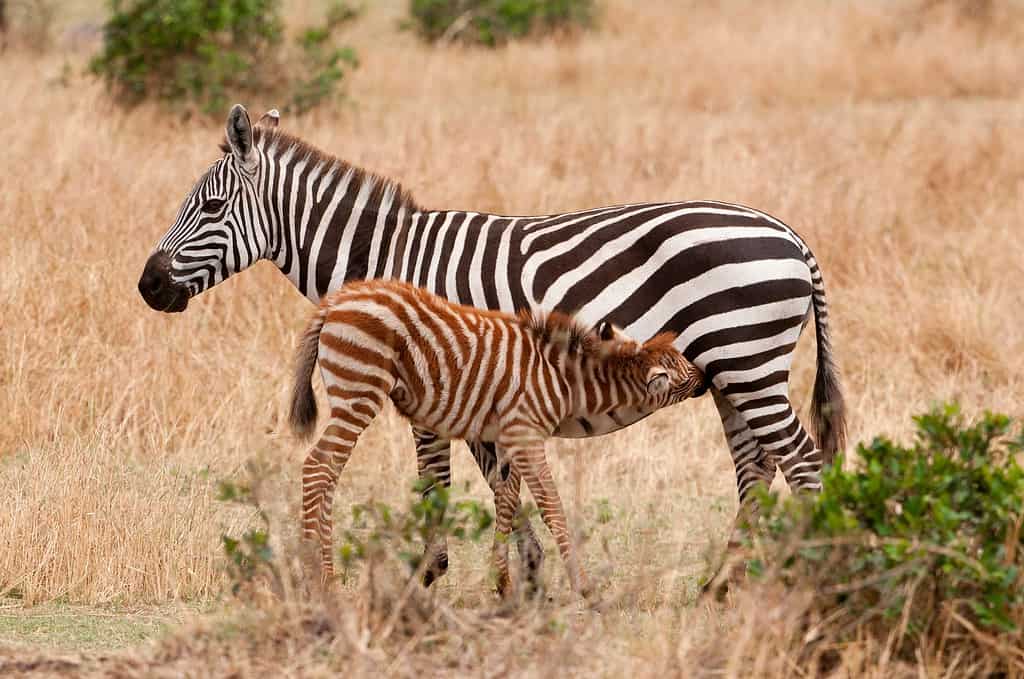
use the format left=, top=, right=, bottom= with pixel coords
left=1, top=1, right=1024, bottom=676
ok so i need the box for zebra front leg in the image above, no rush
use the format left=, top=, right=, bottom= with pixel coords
left=472, top=441, right=545, bottom=591
left=413, top=426, right=454, bottom=587
left=503, top=436, right=589, bottom=597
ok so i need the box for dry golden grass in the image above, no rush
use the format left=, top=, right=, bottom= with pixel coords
left=1, top=0, right=1024, bottom=675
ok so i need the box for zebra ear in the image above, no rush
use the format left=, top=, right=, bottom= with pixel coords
left=646, top=366, right=670, bottom=395
left=257, top=109, right=280, bottom=128
left=597, top=321, right=615, bottom=341
left=226, top=104, right=257, bottom=172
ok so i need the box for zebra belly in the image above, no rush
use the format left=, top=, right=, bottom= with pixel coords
left=553, top=407, right=655, bottom=438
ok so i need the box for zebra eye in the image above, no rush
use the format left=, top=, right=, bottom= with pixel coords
left=201, top=198, right=226, bottom=214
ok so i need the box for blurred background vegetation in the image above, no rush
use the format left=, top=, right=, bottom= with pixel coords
left=407, top=0, right=595, bottom=46
left=0, top=0, right=596, bottom=114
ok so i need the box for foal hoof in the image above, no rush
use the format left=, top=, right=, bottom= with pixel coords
left=495, top=573, right=513, bottom=600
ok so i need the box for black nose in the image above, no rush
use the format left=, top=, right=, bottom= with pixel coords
left=139, top=251, right=188, bottom=312
left=139, top=251, right=171, bottom=297
left=139, top=269, right=163, bottom=296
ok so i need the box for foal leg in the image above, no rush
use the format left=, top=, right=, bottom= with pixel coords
left=472, top=441, right=545, bottom=588
left=412, top=436, right=546, bottom=590
left=503, top=436, right=588, bottom=597
left=491, top=458, right=522, bottom=598
left=301, top=389, right=383, bottom=582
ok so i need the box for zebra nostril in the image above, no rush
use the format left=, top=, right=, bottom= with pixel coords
left=139, top=251, right=186, bottom=312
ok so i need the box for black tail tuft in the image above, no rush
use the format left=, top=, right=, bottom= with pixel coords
left=289, top=311, right=324, bottom=440
left=809, top=288, right=847, bottom=467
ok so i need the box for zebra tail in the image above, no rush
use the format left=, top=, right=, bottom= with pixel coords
left=289, top=309, right=324, bottom=440
left=809, top=267, right=847, bottom=468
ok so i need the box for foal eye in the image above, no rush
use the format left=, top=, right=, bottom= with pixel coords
left=201, top=198, right=226, bottom=214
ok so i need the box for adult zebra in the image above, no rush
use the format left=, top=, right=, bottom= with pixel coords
left=139, top=105, right=845, bottom=587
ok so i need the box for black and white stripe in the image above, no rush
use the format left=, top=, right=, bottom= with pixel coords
left=140, top=104, right=846, bottom=583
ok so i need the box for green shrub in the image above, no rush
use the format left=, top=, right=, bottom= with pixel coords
left=90, top=0, right=359, bottom=115
left=338, top=479, right=493, bottom=581
left=747, top=404, right=1024, bottom=668
left=217, top=479, right=282, bottom=594
left=290, top=3, right=359, bottom=114
left=407, top=0, right=596, bottom=46
left=216, top=474, right=493, bottom=598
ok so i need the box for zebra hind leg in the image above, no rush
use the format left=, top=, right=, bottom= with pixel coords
left=473, top=441, right=545, bottom=594
left=700, top=388, right=776, bottom=598
left=746, top=399, right=823, bottom=495
left=707, top=387, right=824, bottom=599
left=712, top=388, right=776, bottom=545
left=413, top=426, right=454, bottom=587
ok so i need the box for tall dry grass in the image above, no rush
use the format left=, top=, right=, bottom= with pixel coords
left=2, top=0, right=1024, bottom=675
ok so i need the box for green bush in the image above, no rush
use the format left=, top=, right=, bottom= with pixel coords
left=408, top=0, right=595, bottom=46
left=338, top=479, right=493, bottom=581
left=748, top=404, right=1024, bottom=667
left=216, top=474, right=493, bottom=598
left=217, top=479, right=282, bottom=594
left=90, top=0, right=359, bottom=115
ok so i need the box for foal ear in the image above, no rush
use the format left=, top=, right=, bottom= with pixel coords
left=257, top=109, right=280, bottom=128
left=645, top=366, right=670, bottom=395
left=226, top=104, right=257, bottom=172
left=596, top=320, right=616, bottom=341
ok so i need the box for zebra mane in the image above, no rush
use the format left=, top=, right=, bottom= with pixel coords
left=219, top=127, right=421, bottom=211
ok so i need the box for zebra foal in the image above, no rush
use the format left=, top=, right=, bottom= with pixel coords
left=288, top=279, right=704, bottom=595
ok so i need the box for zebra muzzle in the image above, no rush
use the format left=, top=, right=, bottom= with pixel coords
left=138, top=251, right=189, bottom=313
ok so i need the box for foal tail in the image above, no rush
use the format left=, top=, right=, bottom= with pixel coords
left=289, top=308, right=325, bottom=440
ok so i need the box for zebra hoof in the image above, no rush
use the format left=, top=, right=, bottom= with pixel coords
left=518, top=537, right=545, bottom=589
left=523, top=574, right=545, bottom=601
left=699, top=556, right=746, bottom=603
left=422, top=552, right=449, bottom=588
left=699, top=575, right=730, bottom=603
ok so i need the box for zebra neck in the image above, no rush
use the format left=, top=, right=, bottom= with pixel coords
left=261, top=148, right=414, bottom=303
